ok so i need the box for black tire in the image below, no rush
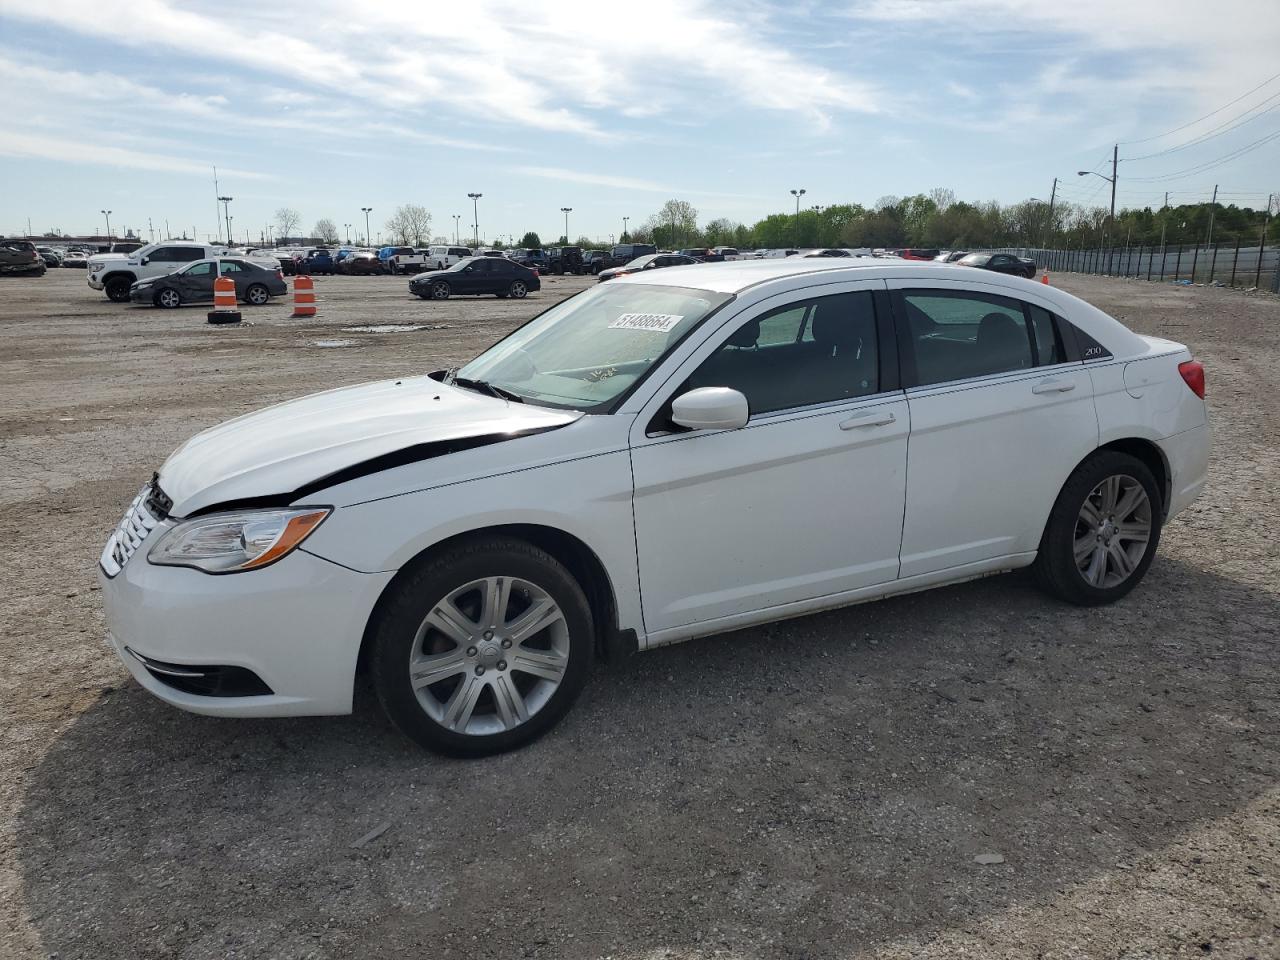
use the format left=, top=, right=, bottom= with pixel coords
left=370, top=537, right=594, bottom=757
left=1033, top=451, right=1163, bottom=606
left=245, top=283, right=270, bottom=306
left=430, top=280, right=451, bottom=300
left=509, top=280, right=528, bottom=299
left=104, top=276, right=132, bottom=302
left=155, top=287, right=181, bottom=309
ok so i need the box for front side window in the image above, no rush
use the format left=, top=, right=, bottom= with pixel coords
left=902, top=290, right=1034, bottom=385
left=684, top=292, right=880, bottom=416
left=457, top=282, right=731, bottom=411
left=183, top=262, right=214, bottom=277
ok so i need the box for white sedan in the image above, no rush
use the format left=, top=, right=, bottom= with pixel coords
left=99, top=259, right=1210, bottom=755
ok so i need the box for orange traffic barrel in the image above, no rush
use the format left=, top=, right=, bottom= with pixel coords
left=292, top=275, right=317, bottom=318
left=207, top=274, right=242, bottom=324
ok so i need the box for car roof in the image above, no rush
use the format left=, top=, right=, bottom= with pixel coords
left=614, top=258, right=1144, bottom=354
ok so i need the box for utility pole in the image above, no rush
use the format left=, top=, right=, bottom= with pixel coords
left=212, top=165, right=222, bottom=243
left=452, top=215, right=460, bottom=245
left=217, top=196, right=233, bottom=246
left=1205, top=184, right=1219, bottom=245
left=561, top=207, right=572, bottom=244
left=622, top=216, right=629, bottom=240
left=361, top=207, right=373, bottom=248
left=1109, top=143, right=1118, bottom=228
left=1044, top=177, right=1058, bottom=248
left=1164, top=191, right=1169, bottom=210
left=148, top=217, right=154, bottom=242
left=790, top=188, right=806, bottom=246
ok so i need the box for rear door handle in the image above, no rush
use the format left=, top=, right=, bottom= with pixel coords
left=840, top=410, right=897, bottom=430
left=1032, top=378, right=1076, bottom=395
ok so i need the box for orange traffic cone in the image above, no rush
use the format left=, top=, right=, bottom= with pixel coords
left=292, top=275, right=317, bottom=318
left=207, top=274, right=242, bottom=324
left=1040, top=269, right=1050, bottom=285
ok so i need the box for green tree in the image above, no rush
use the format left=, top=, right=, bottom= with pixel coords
left=519, top=231, right=542, bottom=248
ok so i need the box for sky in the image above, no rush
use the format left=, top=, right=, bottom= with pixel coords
left=1, top=0, right=1278, bottom=245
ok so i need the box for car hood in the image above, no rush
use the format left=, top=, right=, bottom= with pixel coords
left=157, top=376, right=582, bottom=516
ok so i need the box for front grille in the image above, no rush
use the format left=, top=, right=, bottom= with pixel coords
left=99, top=482, right=165, bottom=577
left=145, top=476, right=173, bottom=519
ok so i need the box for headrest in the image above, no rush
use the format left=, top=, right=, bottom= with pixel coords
left=977, top=312, right=1024, bottom=346
left=812, top=299, right=866, bottom=347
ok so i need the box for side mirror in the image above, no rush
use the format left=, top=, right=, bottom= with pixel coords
left=140, top=257, right=148, bottom=265
left=670, top=387, right=749, bottom=431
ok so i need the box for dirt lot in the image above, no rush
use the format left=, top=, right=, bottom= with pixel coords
left=1, top=268, right=1278, bottom=959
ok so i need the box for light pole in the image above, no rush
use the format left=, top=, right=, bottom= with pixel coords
left=148, top=217, right=154, bottom=242
left=361, top=207, right=373, bottom=248
left=622, top=216, right=629, bottom=241
left=1078, top=145, right=1118, bottom=237
left=561, top=207, right=572, bottom=244
left=790, top=188, right=806, bottom=246
left=100, top=209, right=113, bottom=239
left=217, top=196, right=233, bottom=247
left=467, top=193, right=482, bottom=246
left=453, top=215, right=461, bottom=245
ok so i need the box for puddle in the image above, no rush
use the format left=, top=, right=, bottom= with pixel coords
left=341, top=324, right=449, bottom=334
left=310, top=339, right=356, bottom=348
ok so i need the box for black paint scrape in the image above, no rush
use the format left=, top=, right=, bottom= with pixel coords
left=186, top=424, right=566, bottom=517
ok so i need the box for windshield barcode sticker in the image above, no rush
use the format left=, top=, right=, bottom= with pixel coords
left=609, top=313, right=684, bottom=332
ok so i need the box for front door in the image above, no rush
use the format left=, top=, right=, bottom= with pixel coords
left=629, top=282, right=909, bottom=641
left=178, top=261, right=215, bottom=302
left=888, top=281, right=1098, bottom=577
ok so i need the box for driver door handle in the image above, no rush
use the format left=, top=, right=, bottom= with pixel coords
left=840, top=410, right=896, bottom=430
left=1032, top=378, right=1076, bottom=395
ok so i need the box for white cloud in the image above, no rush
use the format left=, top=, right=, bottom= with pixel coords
left=0, top=129, right=271, bottom=179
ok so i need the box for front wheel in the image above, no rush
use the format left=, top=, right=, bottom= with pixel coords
left=509, top=280, right=528, bottom=299
left=245, top=283, right=270, bottom=305
left=105, top=277, right=132, bottom=302
left=156, top=287, right=181, bottom=309
left=1033, top=451, right=1162, bottom=605
left=371, top=538, right=594, bottom=756
left=430, top=280, right=451, bottom=300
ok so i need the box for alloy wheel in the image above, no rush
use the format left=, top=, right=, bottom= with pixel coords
left=247, top=285, right=269, bottom=305
left=510, top=281, right=527, bottom=299
left=431, top=281, right=450, bottom=300
left=1074, top=474, right=1152, bottom=588
left=409, top=576, right=570, bottom=736
left=158, top=289, right=180, bottom=308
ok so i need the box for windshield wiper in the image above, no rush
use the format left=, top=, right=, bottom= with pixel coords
left=452, top=375, right=525, bottom=403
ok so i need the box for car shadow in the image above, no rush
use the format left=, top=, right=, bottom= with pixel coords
left=17, top=556, right=1280, bottom=958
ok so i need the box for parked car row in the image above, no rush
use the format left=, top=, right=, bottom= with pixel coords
left=129, top=257, right=288, bottom=308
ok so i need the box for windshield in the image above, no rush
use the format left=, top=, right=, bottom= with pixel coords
left=959, top=253, right=989, bottom=265
left=456, top=282, right=732, bottom=411
left=626, top=255, right=659, bottom=268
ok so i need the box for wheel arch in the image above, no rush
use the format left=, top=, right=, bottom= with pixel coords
left=101, top=270, right=137, bottom=285
left=355, top=522, right=631, bottom=682
left=1096, top=437, right=1171, bottom=516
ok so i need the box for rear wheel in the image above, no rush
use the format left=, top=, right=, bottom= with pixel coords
left=371, top=538, right=593, bottom=756
left=1034, top=451, right=1162, bottom=605
left=430, top=280, right=451, bottom=300
left=105, top=276, right=132, bottom=302
left=245, top=283, right=270, bottom=305
left=509, top=280, right=528, bottom=299
left=156, top=287, right=181, bottom=309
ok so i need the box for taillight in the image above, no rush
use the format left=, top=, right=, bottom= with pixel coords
left=276, top=269, right=284, bottom=280
left=1178, top=360, right=1205, bottom=399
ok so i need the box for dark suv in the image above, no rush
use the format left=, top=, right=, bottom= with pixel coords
left=508, top=248, right=549, bottom=272
left=1, top=239, right=46, bottom=276
left=583, top=250, right=608, bottom=274
left=546, top=246, right=583, bottom=275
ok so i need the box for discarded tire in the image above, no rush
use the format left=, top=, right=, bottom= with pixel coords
left=207, top=310, right=242, bottom=324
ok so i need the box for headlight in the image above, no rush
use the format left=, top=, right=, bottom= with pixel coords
left=147, top=507, right=330, bottom=574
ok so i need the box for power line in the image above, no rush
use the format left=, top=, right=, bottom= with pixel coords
left=1127, top=128, right=1280, bottom=182
left=1118, top=69, right=1280, bottom=145
left=1123, top=92, right=1280, bottom=161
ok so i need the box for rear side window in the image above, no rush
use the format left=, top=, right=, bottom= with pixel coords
left=1027, top=304, right=1065, bottom=366
left=902, top=290, right=1032, bottom=385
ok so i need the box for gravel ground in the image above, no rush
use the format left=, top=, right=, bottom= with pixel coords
left=1, top=268, right=1277, bottom=960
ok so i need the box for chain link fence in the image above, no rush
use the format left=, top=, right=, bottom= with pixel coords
left=989, top=240, right=1280, bottom=293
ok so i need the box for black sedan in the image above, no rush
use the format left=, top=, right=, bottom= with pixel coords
left=597, top=253, right=699, bottom=282
left=409, top=257, right=540, bottom=300
left=129, top=258, right=288, bottom=308
left=957, top=252, right=1037, bottom=278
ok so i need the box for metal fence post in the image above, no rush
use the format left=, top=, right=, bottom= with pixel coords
left=1208, top=242, right=1218, bottom=283
left=1174, top=244, right=1182, bottom=280
left=1256, top=224, right=1267, bottom=289
left=1190, top=243, right=1200, bottom=283
left=1159, top=243, right=1166, bottom=281
left=1230, top=237, right=1240, bottom=287
left=1147, top=244, right=1153, bottom=281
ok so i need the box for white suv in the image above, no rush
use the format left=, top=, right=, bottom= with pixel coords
left=98, top=259, right=1209, bottom=756
left=427, top=245, right=474, bottom=270
left=88, top=241, right=233, bottom=302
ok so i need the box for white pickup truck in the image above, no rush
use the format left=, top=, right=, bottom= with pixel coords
left=88, top=240, right=234, bottom=302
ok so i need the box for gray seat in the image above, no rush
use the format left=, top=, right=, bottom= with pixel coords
left=974, top=312, right=1031, bottom=376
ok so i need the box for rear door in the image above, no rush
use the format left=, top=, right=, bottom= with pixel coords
left=888, top=280, right=1097, bottom=577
